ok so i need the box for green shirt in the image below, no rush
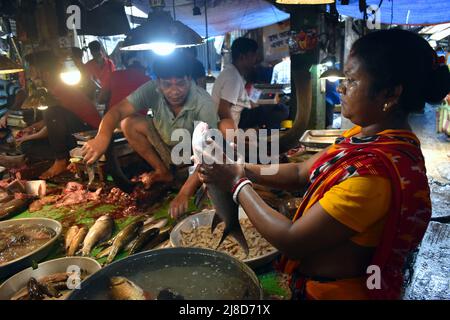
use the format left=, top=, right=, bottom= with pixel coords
left=127, top=80, right=218, bottom=146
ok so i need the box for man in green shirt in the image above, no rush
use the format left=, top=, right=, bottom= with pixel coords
left=82, top=52, right=218, bottom=217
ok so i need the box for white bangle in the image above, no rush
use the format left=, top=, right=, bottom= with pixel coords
left=232, top=179, right=252, bottom=204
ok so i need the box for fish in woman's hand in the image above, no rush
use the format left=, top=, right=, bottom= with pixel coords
left=192, top=122, right=249, bottom=255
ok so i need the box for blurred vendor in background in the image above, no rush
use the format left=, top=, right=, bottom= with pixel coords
left=18, top=51, right=101, bottom=179
left=85, top=40, right=115, bottom=88
left=98, top=51, right=150, bottom=112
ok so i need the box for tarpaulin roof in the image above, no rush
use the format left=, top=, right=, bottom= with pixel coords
left=132, top=0, right=290, bottom=37
left=336, top=0, right=450, bottom=26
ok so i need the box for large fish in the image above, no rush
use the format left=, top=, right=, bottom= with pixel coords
left=105, top=220, right=143, bottom=264
left=192, top=122, right=249, bottom=255
left=109, top=277, right=150, bottom=300
left=81, top=215, right=114, bottom=256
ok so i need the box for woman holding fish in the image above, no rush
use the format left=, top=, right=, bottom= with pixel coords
left=199, top=30, right=450, bottom=300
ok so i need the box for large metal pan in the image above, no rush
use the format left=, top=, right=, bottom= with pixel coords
left=170, top=210, right=279, bottom=269
left=0, top=257, right=101, bottom=300
left=0, top=218, right=62, bottom=279
left=67, top=247, right=264, bottom=300
left=299, top=129, right=346, bottom=150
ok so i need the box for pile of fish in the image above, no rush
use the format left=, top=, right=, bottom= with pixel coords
left=110, top=276, right=184, bottom=300
left=10, top=272, right=87, bottom=300
left=64, top=214, right=169, bottom=265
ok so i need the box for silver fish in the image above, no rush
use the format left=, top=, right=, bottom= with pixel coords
left=65, top=226, right=79, bottom=253
left=67, top=226, right=88, bottom=256
left=192, top=122, right=249, bottom=255
left=81, top=215, right=114, bottom=256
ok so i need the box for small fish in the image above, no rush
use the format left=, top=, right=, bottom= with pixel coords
left=86, top=164, right=96, bottom=188
left=110, top=277, right=149, bottom=300
left=27, top=277, right=61, bottom=300
left=129, top=228, right=160, bottom=255
left=67, top=226, right=88, bottom=256
left=105, top=221, right=143, bottom=264
left=81, top=215, right=114, bottom=256
left=143, top=218, right=168, bottom=233
left=0, top=198, right=30, bottom=220
left=96, top=246, right=112, bottom=259
left=192, top=122, right=249, bottom=255
left=27, top=278, right=45, bottom=300
left=142, top=215, right=157, bottom=225
left=142, top=227, right=171, bottom=251
left=65, top=226, right=79, bottom=253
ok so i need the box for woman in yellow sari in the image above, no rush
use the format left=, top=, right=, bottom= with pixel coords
left=199, top=29, right=450, bottom=300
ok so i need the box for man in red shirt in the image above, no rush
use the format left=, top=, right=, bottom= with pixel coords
left=18, top=51, right=101, bottom=179
left=85, top=41, right=116, bottom=88
left=98, top=52, right=149, bottom=112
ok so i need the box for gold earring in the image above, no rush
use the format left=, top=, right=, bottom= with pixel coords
left=383, top=103, right=389, bottom=112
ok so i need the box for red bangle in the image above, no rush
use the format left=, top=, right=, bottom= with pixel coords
left=231, top=177, right=248, bottom=194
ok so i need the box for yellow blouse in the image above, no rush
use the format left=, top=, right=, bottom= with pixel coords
left=319, top=176, right=392, bottom=247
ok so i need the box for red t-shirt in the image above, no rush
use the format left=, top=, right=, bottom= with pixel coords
left=50, top=84, right=101, bottom=129
left=103, top=69, right=150, bottom=109
left=85, top=58, right=116, bottom=88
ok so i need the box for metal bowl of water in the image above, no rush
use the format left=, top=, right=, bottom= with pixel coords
left=67, top=247, right=264, bottom=300
left=0, top=218, right=62, bottom=279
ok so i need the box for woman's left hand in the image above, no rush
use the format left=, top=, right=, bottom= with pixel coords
left=198, top=162, right=245, bottom=192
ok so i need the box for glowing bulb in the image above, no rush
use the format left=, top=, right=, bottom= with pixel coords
left=60, top=70, right=82, bottom=85
left=37, top=105, right=48, bottom=111
left=326, top=76, right=340, bottom=83
left=60, top=57, right=82, bottom=85
left=148, top=42, right=176, bottom=56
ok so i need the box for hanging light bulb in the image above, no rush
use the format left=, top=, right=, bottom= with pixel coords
left=60, top=57, right=81, bottom=85
left=320, top=68, right=345, bottom=82
left=121, top=0, right=203, bottom=54
left=147, top=42, right=176, bottom=56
